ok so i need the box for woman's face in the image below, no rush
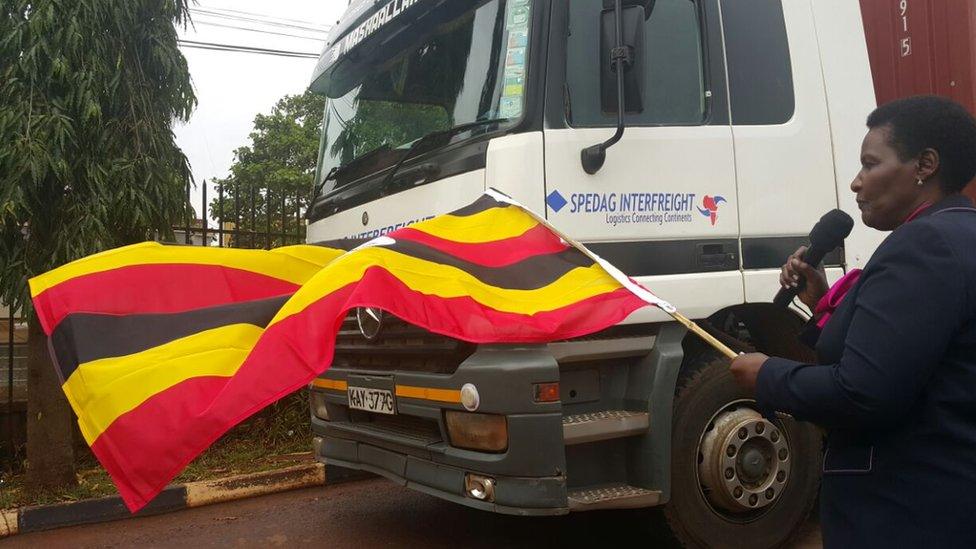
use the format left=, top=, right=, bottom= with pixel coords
left=851, top=126, right=922, bottom=230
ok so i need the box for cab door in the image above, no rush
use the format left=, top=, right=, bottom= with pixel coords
left=543, top=0, right=742, bottom=322
left=720, top=0, right=843, bottom=304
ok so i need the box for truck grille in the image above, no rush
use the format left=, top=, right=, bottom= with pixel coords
left=350, top=413, right=443, bottom=444
left=333, top=312, right=475, bottom=375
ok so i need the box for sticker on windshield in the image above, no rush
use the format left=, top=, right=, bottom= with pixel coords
left=506, top=48, right=526, bottom=66
left=507, top=1, right=530, bottom=26
left=499, top=0, right=531, bottom=120
left=504, top=67, right=525, bottom=97
left=508, top=31, right=528, bottom=49
left=499, top=97, right=522, bottom=119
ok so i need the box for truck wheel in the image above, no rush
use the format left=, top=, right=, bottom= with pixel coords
left=663, top=356, right=821, bottom=548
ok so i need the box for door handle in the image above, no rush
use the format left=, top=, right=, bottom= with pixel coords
left=697, top=243, right=738, bottom=269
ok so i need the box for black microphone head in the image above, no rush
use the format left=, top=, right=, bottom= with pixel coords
left=809, top=209, right=855, bottom=249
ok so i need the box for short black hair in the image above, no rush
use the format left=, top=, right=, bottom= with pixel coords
left=867, top=95, right=976, bottom=193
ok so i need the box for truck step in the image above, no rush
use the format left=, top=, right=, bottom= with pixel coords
left=568, top=484, right=662, bottom=511
left=562, top=410, right=649, bottom=445
left=548, top=335, right=656, bottom=363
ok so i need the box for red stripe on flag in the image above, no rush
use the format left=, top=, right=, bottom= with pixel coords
left=89, top=375, right=231, bottom=510
left=34, top=264, right=301, bottom=335
left=91, top=268, right=648, bottom=511
left=391, top=224, right=569, bottom=267
left=88, top=287, right=357, bottom=511
left=342, top=268, right=647, bottom=343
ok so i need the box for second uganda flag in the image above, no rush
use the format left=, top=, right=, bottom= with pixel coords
left=29, top=189, right=674, bottom=512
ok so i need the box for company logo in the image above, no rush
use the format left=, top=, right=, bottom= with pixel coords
left=546, top=190, right=568, bottom=213
left=697, top=195, right=726, bottom=226
left=356, top=307, right=385, bottom=340
left=345, top=215, right=435, bottom=240
left=545, top=189, right=735, bottom=228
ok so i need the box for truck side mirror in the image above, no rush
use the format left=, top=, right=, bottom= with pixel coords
left=616, top=0, right=656, bottom=15
left=600, top=5, right=645, bottom=115
left=581, top=2, right=647, bottom=175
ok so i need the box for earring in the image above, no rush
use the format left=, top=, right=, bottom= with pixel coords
left=917, top=179, right=925, bottom=186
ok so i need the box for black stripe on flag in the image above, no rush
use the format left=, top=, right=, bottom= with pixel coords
left=314, top=239, right=370, bottom=252
left=448, top=194, right=507, bottom=217
left=51, top=295, right=290, bottom=381
left=384, top=239, right=594, bottom=290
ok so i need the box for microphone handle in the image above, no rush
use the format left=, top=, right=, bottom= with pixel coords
left=772, top=243, right=831, bottom=308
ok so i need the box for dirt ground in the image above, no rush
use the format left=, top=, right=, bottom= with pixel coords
left=5, top=478, right=822, bottom=548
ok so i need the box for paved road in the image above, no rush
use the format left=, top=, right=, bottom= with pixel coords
left=4, top=478, right=822, bottom=548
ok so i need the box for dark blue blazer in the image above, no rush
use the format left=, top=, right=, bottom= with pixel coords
left=757, top=194, right=976, bottom=548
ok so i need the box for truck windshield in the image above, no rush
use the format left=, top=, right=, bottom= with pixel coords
left=311, top=0, right=532, bottom=198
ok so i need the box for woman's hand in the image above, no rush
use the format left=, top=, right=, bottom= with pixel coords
left=780, top=246, right=829, bottom=311
left=729, top=352, right=770, bottom=393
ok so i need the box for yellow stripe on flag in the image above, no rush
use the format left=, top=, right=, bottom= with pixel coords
left=64, top=323, right=264, bottom=445
left=30, top=243, right=337, bottom=297
left=271, top=246, right=622, bottom=324
left=268, top=244, right=346, bottom=267
left=408, top=207, right=538, bottom=243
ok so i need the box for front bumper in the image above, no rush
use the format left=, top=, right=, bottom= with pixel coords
left=311, top=344, right=571, bottom=516
left=314, top=434, right=568, bottom=515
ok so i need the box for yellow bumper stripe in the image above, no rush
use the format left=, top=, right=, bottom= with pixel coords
left=311, top=378, right=347, bottom=391
left=395, top=385, right=462, bottom=404
left=311, top=378, right=462, bottom=405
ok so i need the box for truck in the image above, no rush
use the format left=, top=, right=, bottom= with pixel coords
left=304, top=1, right=880, bottom=546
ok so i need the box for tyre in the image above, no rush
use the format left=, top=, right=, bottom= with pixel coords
left=663, top=356, right=822, bottom=548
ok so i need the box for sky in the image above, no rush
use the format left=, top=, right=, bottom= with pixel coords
left=174, top=0, right=348, bottom=219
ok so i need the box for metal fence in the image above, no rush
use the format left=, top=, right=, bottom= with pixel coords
left=1, top=307, right=26, bottom=470
left=178, top=179, right=308, bottom=250
left=1, top=179, right=308, bottom=469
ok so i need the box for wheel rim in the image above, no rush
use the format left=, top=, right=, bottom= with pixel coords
left=696, top=401, right=791, bottom=521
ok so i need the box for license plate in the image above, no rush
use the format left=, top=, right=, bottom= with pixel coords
left=347, top=386, right=396, bottom=415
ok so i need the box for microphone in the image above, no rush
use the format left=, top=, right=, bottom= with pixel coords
left=773, top=209, right=855, bottom=308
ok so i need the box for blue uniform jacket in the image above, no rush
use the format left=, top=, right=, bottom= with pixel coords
left=757, top=194, right=976, bottom=548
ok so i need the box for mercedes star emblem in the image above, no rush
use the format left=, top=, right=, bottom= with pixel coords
left=356, top=307, right=384, bottom=340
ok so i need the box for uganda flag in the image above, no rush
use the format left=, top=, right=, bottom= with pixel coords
left=29, top=189, right=674, bottom=512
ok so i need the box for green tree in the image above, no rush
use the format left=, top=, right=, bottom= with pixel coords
left=210, top=91, right=324, bottom=248
left=0, top=1, right=195, bottom=488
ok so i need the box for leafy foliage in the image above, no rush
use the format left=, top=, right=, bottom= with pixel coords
left=209, top=91, right=324, bottom=248
left=0, top=0, right=196, bottom=312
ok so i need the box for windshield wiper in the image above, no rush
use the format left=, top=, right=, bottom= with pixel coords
left=311, top=143, right=395, bottom=200
left=311, top=166, right=340, bottom=201
left=381, top=118, right=502, bottom=190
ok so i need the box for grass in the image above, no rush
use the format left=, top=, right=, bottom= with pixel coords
left=0, top=392, right=313, bottom=510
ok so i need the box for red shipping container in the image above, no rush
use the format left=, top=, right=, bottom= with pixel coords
left=859, top=0, right=976, bottom=200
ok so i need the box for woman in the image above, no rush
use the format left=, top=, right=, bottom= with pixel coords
left=730, top=95, right=976, bottom=548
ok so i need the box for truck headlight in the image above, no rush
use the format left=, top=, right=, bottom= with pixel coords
left=311, top=391, right=330, bottom=420
left=445, top=411, right=508, bottom=452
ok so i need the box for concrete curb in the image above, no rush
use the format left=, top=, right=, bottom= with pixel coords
left=0, top=461, right=368, bottom=538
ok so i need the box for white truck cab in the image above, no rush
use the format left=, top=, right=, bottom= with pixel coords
left=306, top=1, right=879, bottom=546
